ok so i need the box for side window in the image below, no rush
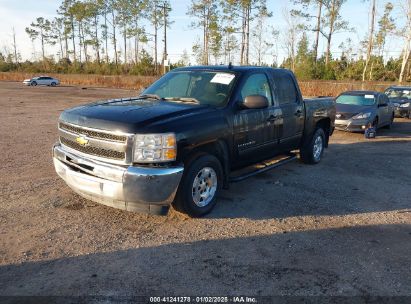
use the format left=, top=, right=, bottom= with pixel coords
left=240, top=73, right=272, bottom=105
left=378, top=95, right=386, bottom=105
left=272, top=73, right=298, bottom=105
left=384, top=95, right=389, bottom=104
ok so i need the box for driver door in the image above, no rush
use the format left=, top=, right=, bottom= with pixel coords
left=233, top=72, right=280, bottom=163
left=377, top=94, right=389, bottom=125
left=36, top=77, right=45, bottom=85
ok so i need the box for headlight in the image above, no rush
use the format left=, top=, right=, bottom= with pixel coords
left=400, top=102, right=410, bottom=108
left=133, top=133, right=176, bottom=163
left=352, top=112, right=371, bottom=120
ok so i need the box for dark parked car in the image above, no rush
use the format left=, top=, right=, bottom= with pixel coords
left=53, top=66, right=335, bottom=217
left=384, top=86, right=411, bottom=119
left=335, top=91, right=394, bottom=132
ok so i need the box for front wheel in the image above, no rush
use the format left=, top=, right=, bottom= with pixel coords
left=300, top=128, right=325, bottom=164
left=173, top=154, right=223, bottom=217
left=31, top=81, right=37, bottom=86
left=51, top=82, right=56, bottom=87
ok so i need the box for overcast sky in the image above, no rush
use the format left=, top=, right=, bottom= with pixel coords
left=0, top=0, right=406, bottom=65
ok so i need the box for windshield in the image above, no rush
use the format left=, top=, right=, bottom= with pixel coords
left=142, top=71, right=236, bottom=107
left=385, top=88, right=411, bottom=99
left=336, top=94, right=375, bottom=106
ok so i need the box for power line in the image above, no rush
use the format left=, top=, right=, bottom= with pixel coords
left=156, top=1, right=171, bottom=74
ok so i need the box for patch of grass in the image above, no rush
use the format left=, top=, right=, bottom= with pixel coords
left=0, top=72, right=158, bottom=90
left=299, top=80, right=399, bottom=97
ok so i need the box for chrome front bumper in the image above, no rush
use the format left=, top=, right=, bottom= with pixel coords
left=53, top=144, right=184, bottom=215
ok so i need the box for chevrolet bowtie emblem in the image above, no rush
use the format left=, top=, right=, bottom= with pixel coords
left=76, top=136, right=89, bottom=146
left=336, top=114, right=341, bottom=118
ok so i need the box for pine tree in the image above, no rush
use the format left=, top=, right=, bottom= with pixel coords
left=25, top=17, right=53, bottom=61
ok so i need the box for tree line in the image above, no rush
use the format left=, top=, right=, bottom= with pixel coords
left=0, top=0, right=411, bottom=82
left=23, top=0, right=172, bottom=75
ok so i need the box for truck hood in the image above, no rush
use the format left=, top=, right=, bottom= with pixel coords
left=60, top=98, right=215, bottom=133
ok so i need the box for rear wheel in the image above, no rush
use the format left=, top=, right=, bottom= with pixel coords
left=173, top=154, right=223, bottom=217
left=300, top=128, right=325, bottom=164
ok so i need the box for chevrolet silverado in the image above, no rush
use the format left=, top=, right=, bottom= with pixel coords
left=53, top=66, right=336, bottom=217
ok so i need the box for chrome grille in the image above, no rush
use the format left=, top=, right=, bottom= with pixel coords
left=60, top=137, right=125, bottom=160
left=58, top=121, right=132, bottom=164
left=59, top=122, right=127, bottom=143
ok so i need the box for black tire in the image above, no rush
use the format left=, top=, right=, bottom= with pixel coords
left=173, top=154, right=223, bottom=217
left=408, top=111, right=411, bottom=119
left=31, top=81, right=37, bottom=86
left=51, top=82, right=56, bottom=87
left=300, top=128, right=326, bottom=164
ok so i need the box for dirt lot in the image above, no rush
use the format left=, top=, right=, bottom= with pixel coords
left=0, top=82, right=410, bottom=298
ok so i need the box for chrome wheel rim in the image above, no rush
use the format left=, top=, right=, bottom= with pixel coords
left=313, top=135, right=323, bottom=161
left=192, top=167, right=217, bottom=207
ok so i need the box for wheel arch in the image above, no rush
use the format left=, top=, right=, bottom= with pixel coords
left=180, top=139, right=230, bottom=189
left=315, top=118, right=331, bottom=147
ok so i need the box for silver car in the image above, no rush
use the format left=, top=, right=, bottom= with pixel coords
left=23, top=76, right=60, bottom=86
left=335, top=91, right=394, bottom=132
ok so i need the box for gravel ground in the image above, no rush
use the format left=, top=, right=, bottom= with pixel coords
left=0, top=82, right=410, bottom=298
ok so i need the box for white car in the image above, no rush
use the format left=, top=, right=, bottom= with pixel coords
left=23, top=76, right=60, bottom=86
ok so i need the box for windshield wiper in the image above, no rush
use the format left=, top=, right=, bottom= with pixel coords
left=138, top=94, right=163, bottom=100
left=138, top=95, right=201, bottom=104
left=163, top=97, right=200, bottom=104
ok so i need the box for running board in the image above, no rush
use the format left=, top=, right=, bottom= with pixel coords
left=229, top=153, right=297, bottom=183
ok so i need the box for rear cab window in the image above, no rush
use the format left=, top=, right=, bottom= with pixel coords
left=271, top=72, right=299, bottom=105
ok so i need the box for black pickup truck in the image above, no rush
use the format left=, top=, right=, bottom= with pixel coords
left=53, top=66, right=335, bottom=217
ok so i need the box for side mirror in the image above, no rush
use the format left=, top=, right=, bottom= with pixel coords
left=240, top=95, right=269, bottom=109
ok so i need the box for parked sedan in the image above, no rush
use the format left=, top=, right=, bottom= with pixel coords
left=384, top=86, right=411, bottom=119
left=23, top=76, right=60, bottom=87
left=335, top=91, right=394, bottom=132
